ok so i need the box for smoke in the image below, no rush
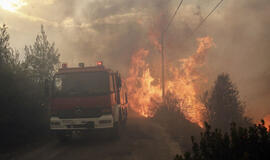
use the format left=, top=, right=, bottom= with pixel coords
left=201, top=0, right=270, bottom=120
left=1, top=0, right=270, bottom=120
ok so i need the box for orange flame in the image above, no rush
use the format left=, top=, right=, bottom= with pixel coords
left=263, top=115, right=270, bottom=131
left=126, top=49, right=162, bottom=117
left=126, top=37, right=214, bottom=127
left=166, top=37, right=213, bottom=127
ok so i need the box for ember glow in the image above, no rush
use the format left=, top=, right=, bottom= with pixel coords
left=126, top=37, right=214, bottom=127
left=0, top=0, right=27, bottom=12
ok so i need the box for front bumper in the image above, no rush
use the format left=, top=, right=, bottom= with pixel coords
left=50, top=115, right=113, bottom=130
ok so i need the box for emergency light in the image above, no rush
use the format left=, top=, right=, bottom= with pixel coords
left=97, top=61, right=103, bottom=66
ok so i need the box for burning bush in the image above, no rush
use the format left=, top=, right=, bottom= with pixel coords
left=126, top=37, right=214, bottom=128
left=125, top=34, right=216, bottom=151
left=175, top=121, right=270, bottom=160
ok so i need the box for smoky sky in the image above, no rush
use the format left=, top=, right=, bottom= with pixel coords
left=0, top=0, right=270, bottom=120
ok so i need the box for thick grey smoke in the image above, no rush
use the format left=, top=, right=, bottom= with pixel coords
left=1, top=0, right=270, bottom=120
left=201, top=0, right=270, bottom=120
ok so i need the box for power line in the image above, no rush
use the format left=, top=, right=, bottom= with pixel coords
left=161, top=0, right=184, bottom=100
left=160, top=0, right=223, bottom=100
left=163, top=0, right=184, bottom=34
left=191, top=0, right=224, bottom=35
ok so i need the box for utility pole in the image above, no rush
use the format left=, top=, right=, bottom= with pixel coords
left=159, top=0, right=223, bottom=102
left=161, top=32, right=165, bottom=100
left=160, top=0, right=184, bottom=101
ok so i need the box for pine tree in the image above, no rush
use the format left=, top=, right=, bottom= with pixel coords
left=0, top=25, right=50, bottom=150
left=0, top=24, right=11, bottom=65
left=24, top=25, right=60, bottom=85
left=207, top=73, right=247, bottom=131
left=0, top=24, right=19, bottom=68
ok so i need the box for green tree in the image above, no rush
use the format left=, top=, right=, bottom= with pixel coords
left=0, top=24, right=11, bottom=65
left=0, top=25, right=49, bottom=151
left=24, top=25, right=60, bottom=85
left=0, top=24, right=19, bottom=68
left=207, top=73, right=249, bottom=131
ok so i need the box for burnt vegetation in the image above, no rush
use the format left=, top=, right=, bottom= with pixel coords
left=0, top=24, right=59, bottom=152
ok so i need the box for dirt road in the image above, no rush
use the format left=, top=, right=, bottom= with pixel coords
left=12, top=112, right=181, bottom=160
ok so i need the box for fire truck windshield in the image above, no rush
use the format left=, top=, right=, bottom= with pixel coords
left=53, top=71, right=110, bottom=97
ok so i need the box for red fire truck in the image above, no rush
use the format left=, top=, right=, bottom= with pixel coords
left=49, top=62, right=128, bottom=140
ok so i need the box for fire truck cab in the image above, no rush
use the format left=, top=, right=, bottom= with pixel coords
left=49, top=62, right=128, bottom=140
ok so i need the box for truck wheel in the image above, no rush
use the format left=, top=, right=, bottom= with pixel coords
left=111, top=122, right=120, bottom=139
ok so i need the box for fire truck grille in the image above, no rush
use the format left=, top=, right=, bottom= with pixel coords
left=57, top=107, right=102, bottom=119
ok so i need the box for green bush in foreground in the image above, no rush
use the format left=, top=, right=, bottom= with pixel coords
left=175, top=121, right=270, bottom=160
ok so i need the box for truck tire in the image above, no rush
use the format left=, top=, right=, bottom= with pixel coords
left=111, top=122, right=120, bottom=139
left=110, top=110, right=123, bottom=139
